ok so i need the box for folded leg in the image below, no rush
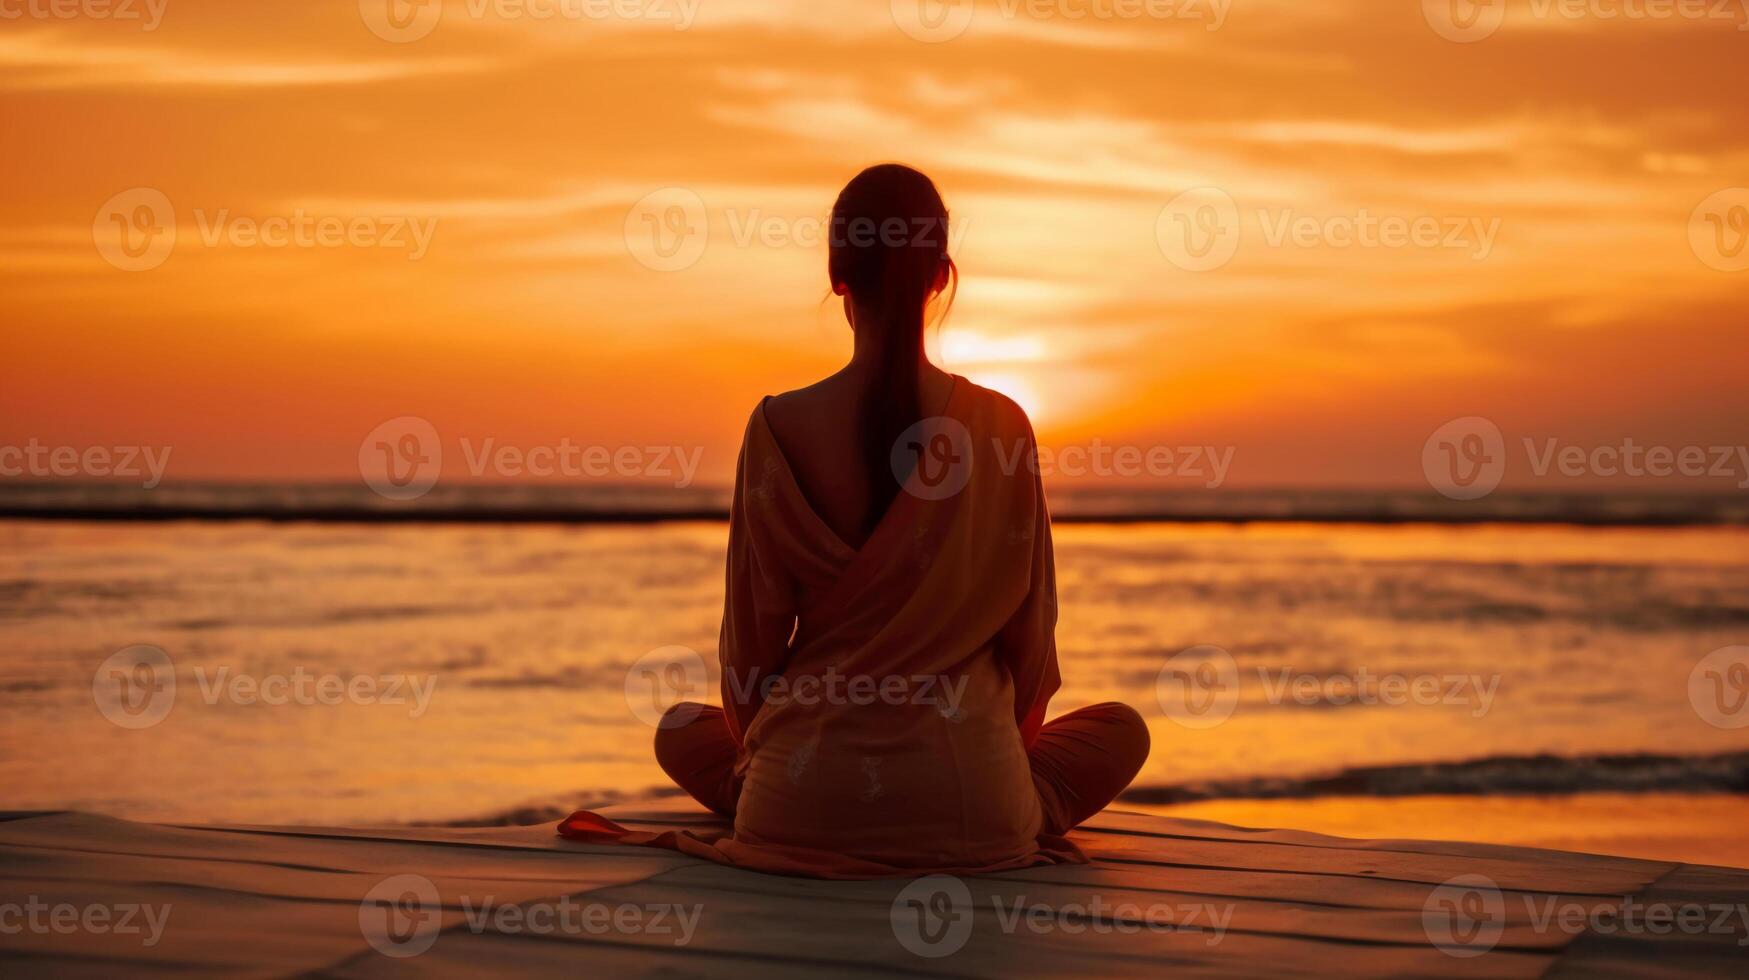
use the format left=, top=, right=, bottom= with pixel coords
left=653, top=702, right=742, bottom=817
left=655, top=699, right=1148, bottom=832
left=1028, top=702, right=1151, bottom=835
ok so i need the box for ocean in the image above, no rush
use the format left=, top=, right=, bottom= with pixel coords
left=5, top=509, right=1746, bottom=850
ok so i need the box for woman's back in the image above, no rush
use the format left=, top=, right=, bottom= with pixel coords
left=763, top=364, right=959, bottom=549
left=725, top=377, right=1061, bottom=870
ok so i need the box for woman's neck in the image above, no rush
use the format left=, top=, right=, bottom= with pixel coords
left=848, top=332, right=926, bottom=373
left=846, top=301, right=929, bottom=373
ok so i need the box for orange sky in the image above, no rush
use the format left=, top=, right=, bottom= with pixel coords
left=2, top=0, right=1746, bottom=490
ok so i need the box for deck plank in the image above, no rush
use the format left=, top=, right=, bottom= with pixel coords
left=0, top=806, right=1742, bottom=978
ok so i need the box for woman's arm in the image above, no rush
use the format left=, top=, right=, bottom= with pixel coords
left=993, top=425, right=1062, bottom=747
left=717, top=431, right=797, bottom=745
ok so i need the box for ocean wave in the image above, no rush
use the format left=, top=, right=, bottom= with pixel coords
left=1120, top=751, right=1749, bottom=804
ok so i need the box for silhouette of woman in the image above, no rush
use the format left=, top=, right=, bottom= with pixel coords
left=561, top=164, right=1150, bottom=877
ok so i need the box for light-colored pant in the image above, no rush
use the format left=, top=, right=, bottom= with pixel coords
left=655, top=701, right=1151, bottom=835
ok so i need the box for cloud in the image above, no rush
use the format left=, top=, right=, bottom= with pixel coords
left=0, top=28, right=490, bottom=90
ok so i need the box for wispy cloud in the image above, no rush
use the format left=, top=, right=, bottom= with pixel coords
left=0, top=28, right=490, bottom=90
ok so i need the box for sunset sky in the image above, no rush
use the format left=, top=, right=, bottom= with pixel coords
left=3, top=0, right=1746, bottom=489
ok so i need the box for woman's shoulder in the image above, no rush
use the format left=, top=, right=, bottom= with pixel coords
left=954, top=375, right=1037, bottom=442
left=746, top=371, right=1035, bottom=444
left=757, top=375, right=856, bottom=448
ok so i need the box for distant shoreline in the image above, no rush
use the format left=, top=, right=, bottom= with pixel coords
left=2, top=484, right=1742, bottom=527
left=0, top=505, right=1741, bottom=527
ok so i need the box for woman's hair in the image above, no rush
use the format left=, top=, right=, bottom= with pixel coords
left=827, top=163, right=957, bottom=532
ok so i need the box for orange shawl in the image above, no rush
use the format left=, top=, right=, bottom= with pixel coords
left=560, top=377, right=1081, bottom=877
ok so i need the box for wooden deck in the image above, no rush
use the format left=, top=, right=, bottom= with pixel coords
left=2, top=799, right=1744, bottom=977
